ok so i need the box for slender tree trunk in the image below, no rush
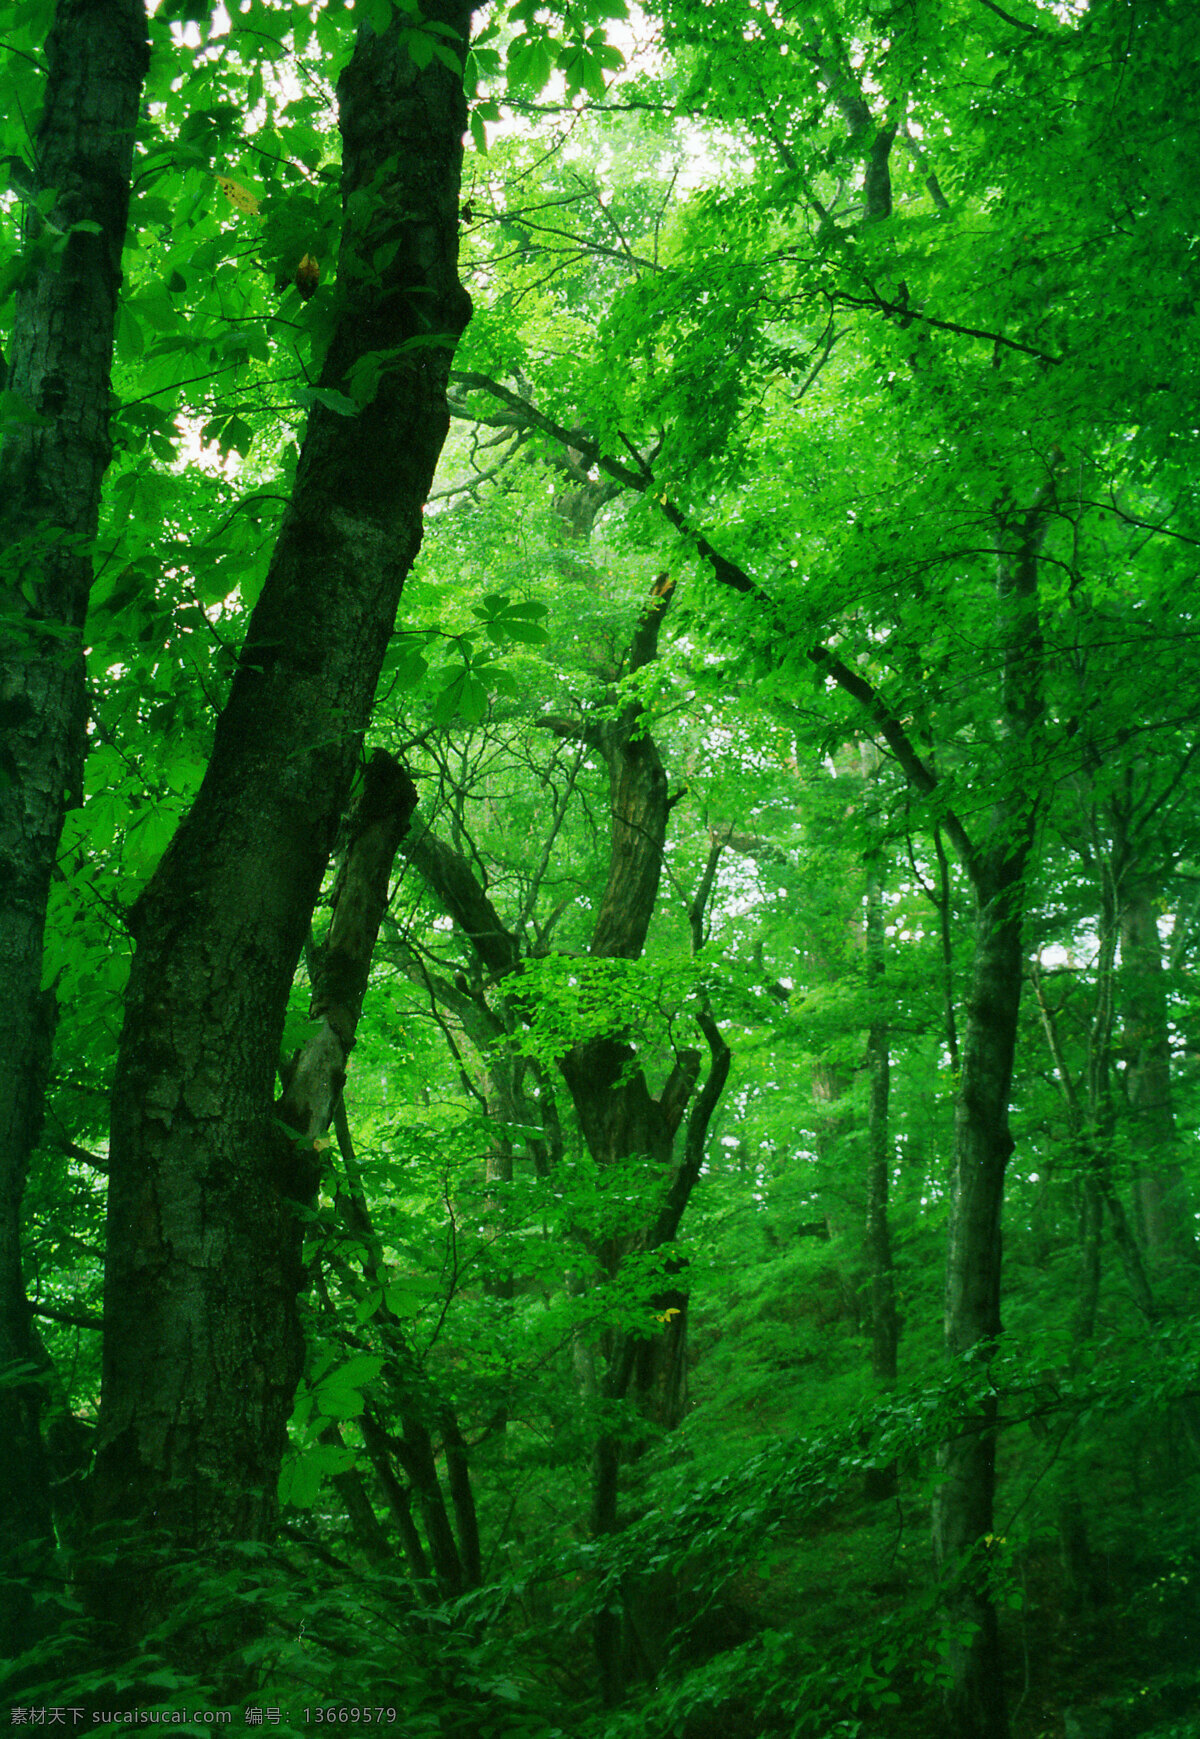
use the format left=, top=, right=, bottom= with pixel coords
left=933, top=882, right=1023, bottom=1739
left=333, top=1106, right=481, bottom=1601
left=90, top=0, right=472, bottom=1634
left=932, top=467, right=1056, bottom=1739
left=1119, top=888, right=1191, bottom=1259
left=863, top=812, right=899, bottom=1500
left=0, top=0, right=147, bottom=1653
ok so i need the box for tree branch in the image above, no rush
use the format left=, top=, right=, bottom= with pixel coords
left=33, top=1302, right=102, bottom=1331
left=829, top=287, right=1062, bottom=364
left=450, top=371, right=980, bottom=879
left=401, top=822, right=520, bottom=982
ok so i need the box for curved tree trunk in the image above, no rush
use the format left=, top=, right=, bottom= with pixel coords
left=400, top=576, right=732, bottom=1705
left=90, top=1, right=473, bottom=1639
left=0, top=0, right=148, bottom=1654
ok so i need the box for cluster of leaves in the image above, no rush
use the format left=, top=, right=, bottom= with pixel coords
left=11, top=0, right=1200, bottom=1734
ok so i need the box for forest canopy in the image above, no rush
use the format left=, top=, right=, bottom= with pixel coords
left=1, top=1, right=1198, bottom=1736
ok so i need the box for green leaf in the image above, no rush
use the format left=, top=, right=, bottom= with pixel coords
left=296, top=385, right=360, bottom=417
left=402, top=28, right=435, bottom=70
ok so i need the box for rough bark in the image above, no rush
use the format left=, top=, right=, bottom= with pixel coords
left=91, top=0, right=473, bottom=1618
left=588, top=570, right=676, bottom=963
left=0, top=0, right=148, bottom=1652
left=933, top=883, right=1020, bottom=1739
left=281, top=751, right=418, bottom=1139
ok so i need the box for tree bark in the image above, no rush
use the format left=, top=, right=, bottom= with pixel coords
left=933, top=881, right=1021, bottom=1739
left=90, top=0, right=473, bottom=1628
left=1119, top=889, right=1191, bottom=1259
left=0, top=0, right=148, bottom=1653
left=281, top=751, right=419, bottom=1139
left=399, top=576, right=731, bottom=1704
left=863, top=784, right=899, bottom=1500
left=932, top=469, right=1055, bottom=1739
left=552, top=591, right=732, bottom=1705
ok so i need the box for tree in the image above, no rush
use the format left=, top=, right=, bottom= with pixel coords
left=440, top=2, right=1200, bottom=1730
left=5, top=0, right=1200, bottom=1729
left=0, top=0, right=148, bottom=1653
left=85, top=0, right=474, bottom=1643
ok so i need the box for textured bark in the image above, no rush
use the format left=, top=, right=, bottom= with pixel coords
left=0, top=0, right=148, bottom=1650
left=933, top=884, right=1020, bottom=1739
left=91, top=0, right=473, bottom=1610
left=588, top=571, right=675, bottom=963
left=281, top=751, right=418, bottom=1138
left=556, top=573, right=684, bottom=1183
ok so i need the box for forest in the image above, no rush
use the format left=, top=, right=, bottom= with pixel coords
left=1, top=0, right=1197, bottom=1734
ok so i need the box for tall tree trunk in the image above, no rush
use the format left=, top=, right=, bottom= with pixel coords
left=0, top=0, right=147, bottom=1653
left=933, top=881, right=1022, bottom=1739
left=401, top=577, right=731, bottom=1705
left=932, top=466, right=1055, bottom=1739
left=1119, top=888, right=1191, bottom=1259
left=862, top=786, right=899, bottom=1500
left=90, top=0, right=472, bottom=1636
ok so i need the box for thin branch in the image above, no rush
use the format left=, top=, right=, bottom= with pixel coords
left=1091, top=496, right=1200, bottom=550
left=450, top=370, right=981, bottom=880
left=828, top=287, right=1062, bottom=364
left=505, top=216, right=657, bottom=272
left=45, top=1131, right=108, bottom=1173
left=33, top=1302, right=102, bottom=1331
left=975, top=0, right=1044, bottom=33
left=516, top=738, right=589, bottom=939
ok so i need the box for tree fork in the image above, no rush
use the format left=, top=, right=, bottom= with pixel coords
left=91, top=0, right=474, bottom=1632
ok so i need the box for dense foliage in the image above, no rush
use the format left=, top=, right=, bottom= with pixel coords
left=2, top=0, right=1198, bottom=1735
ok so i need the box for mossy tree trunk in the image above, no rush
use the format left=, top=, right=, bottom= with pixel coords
left=90, top=1, right=473, bottom=1641
left=0, top=0, right=148, bottom=1654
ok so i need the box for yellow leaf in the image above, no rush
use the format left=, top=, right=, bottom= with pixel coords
left=296, top=252, right=320, bottom=299
left=216, top=174, right=260, bottom=217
